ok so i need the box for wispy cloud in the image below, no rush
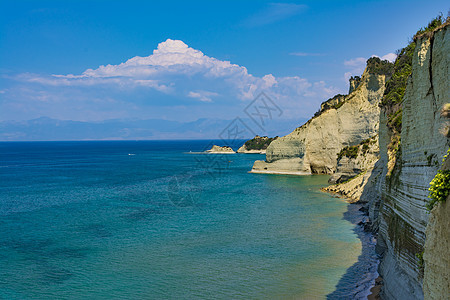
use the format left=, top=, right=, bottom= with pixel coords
left=187, top=90, right=218, bottom=102
left=243, top=3, right=307, bottom=27
left=344, top=57, right=367, bottom=68
left=290, top=52, right=325, bottom=57
left=371, top=53, right=397, bottom=63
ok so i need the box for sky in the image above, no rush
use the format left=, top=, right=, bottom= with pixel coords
left=0, top=0, right=448, bottom=139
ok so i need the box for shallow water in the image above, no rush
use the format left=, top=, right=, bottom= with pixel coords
left=0, top=141, right=363, bottom=299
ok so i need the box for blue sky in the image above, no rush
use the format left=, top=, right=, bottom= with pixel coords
left=0, top=0, right=448, bottom=138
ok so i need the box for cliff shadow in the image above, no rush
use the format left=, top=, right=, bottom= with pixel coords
left=326, top=203, right=380, bottom=299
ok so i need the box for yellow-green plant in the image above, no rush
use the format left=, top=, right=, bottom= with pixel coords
left=427, top=169, right=450, bottom=211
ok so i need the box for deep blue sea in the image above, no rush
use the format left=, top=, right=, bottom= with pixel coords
left=0, top=141, right=376, bottom=299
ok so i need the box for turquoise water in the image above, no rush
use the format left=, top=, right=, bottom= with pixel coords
left=0, top=141, right=362, bottom=299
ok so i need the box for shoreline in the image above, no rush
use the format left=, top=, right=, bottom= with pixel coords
left=249, top=170, right=311, bottom=175
left=250, top=167, right=381, bottom=298
left=323, top=190, right=381, bottom=299
left=184, top=151, right=236, bottom=154
left=237, top=150, right=266, bottom=154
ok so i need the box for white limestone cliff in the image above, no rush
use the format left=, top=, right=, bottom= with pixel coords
left=423, top=156, right=450, bottom=300
left=325, top=23, right=449, bottom=299
left=375, top=25, right=449, bottom=300
left=251, top=63, right=387, bottom=175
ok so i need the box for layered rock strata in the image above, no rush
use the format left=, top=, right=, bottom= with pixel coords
left=251, top=60, right=388, bottom=175
left=374, top=25, right=449, bottom=300
left=423, top=156, right=450, bottom=300
left=325, top=23, right=449, bottom=299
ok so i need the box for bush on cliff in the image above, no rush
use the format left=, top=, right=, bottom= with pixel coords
left=337, top=145, right=359, bottom=160
left=427, top=169, right=450, bottom=211
left=414, top=14, right=449, bottom=39
left=244, top=136, right=277, bottom=150
left=381, top=42, right=415, bottom=107
left=366, top=57, right=394, bottom=76
left=427, top=149, right=450, bottom=211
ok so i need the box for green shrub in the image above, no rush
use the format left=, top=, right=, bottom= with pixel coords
left=366, top=57, right=394, bottom=76
left=427, top=169, right=450, bottom=211
left=337, top=145, right=359, bottom=160
left=388, top=109, right=403, bottom=133
left=244, top=136, right=277, bottom=150
left=362, top=143, right=369, bottom=154
left=381, top=43, right=415, bottom=107
left=414, top=14, right=447, bottom=38
left=332, top=101, right=345, bottom=110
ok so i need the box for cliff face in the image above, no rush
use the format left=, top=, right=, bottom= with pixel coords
left=323, top=24, right=450, bottom=300
left=251, top=65, right=387, bottom=175
left=374, top=25, right=449, bottom=300
left=423, top=156, right=450, bottom=299
left=329, top=135, right=379, bottom=184
left=249, top=19, right=448, bottom=299
left=322, top=135, right=379, bottom=202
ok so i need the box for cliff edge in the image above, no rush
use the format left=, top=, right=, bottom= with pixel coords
left=323, top=20, right=449, bottom=299
left=251, top=58, right=391, bottom=175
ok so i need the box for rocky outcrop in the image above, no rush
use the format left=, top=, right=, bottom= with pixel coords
left=206, top=145, right=235, bottom=153
left=423, top=156, right=450, bottom=300
left=318, top=94, right=346, bottom=112
left=237, top=136, right=276, bottom=154
left=329, top=135, right=379, bottom=184
left=349, top=76, right=362, bottom=94
left=251, top=59, right=390, bottom=175
left=322, top=135, right=379, bottom=202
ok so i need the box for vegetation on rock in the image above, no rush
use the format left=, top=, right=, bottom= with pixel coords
left=337, top=145, right=359, bottom=160
left=366, top=57, right=394, bottom=76
left=336, top=136, right=377, bottom=160
left=349, top=75, right=361, bottom=82
left=380, top=31, right=415, bottom=178
left=381, top=43, right=415, bottom=107
left=427, top=149, right=450, bottom=211
left=382, top=16, right=449, bottom=168
left=314, top=94, right=345, bottom=116
left=427, top=170, right=450, bottom=211
left=414, top=14, right=449, bottom=40
left=244, top=135, right=277, bottom=150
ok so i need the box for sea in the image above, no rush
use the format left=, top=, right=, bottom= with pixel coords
left=0, top=140, right=378, bottom=299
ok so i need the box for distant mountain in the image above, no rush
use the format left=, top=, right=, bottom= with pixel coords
left=0, top=117, right=305, bottom=141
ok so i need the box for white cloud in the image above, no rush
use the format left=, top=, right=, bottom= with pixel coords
left=10, top=39, right=338, bottom=121
left=343, top=57, right=366, bottom=81
left=54, top=39, right=249, bottom=80
left=344, top=72, right=353, bottom=82
left=343, top=52, right=397, bottom=81
left=18, top=39, right=333, bottom=102
left=187, top=90, right=218, bottom=102
left=243, top=3, right=306, bottom=27
left=371, top=53, right=397, bottom=63
left=344, top=57, right=367, bottom=68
